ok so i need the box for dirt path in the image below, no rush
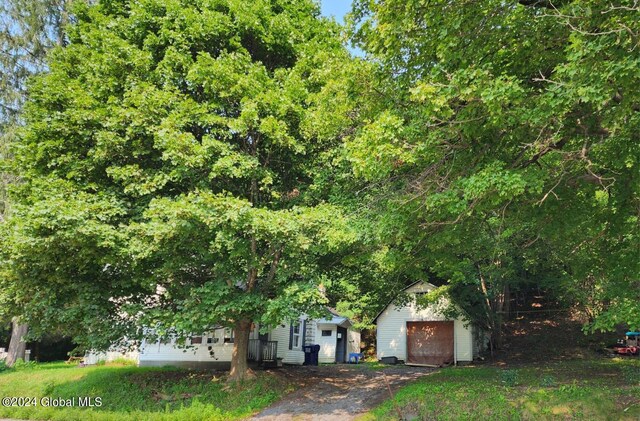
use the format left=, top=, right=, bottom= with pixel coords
left=251, top=365, right=434, bottom=421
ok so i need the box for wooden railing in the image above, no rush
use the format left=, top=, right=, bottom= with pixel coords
left=248, top=340, right=278, bottom=362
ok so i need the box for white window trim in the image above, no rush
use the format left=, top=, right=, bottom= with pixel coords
left=292, top=321, right=302, bottom=350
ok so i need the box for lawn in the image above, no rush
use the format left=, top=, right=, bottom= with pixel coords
left=0, top=361, right=293, bottom=421
left=361, top=357, right=640, bottom=420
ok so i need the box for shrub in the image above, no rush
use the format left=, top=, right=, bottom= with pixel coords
left=12, top=359, right=38, bottom=370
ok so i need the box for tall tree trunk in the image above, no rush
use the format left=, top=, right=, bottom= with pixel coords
left=5, top=317, right=28, bottom=366
left=478, top=270, right=510, bottom=355
left=228, top=319, right=255, bottom=383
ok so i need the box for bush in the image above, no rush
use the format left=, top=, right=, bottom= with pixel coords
left=0, top=360, right=10, bottom=373
left=11, top=359, right=38, bottom=370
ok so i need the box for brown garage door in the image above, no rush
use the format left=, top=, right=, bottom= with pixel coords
left=406, top=321, right=454, bottom=366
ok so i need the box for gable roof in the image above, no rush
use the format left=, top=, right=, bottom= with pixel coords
left=372, top=281, right=436, bottom=324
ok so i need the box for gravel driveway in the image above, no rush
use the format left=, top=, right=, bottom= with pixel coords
left=251, top=365, right=435, bottom=421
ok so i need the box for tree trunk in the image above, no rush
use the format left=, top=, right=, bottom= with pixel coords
left=478, top=270, right=508, bottom=355
left=227, top=319, right=255, bottom=383
left=5, top=318, right=28, bottom=367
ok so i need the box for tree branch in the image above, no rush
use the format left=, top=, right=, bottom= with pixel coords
left=518, top=0, right=559, bottom=9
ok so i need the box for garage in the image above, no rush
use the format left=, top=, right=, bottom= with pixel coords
left=406, top=321, right=454, bottom=366
left=375, top=281, right=477, bottom=364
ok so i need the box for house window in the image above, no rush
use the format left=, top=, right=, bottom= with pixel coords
left=321, top=330, right=332, bottom=337
left=224, top=328, right=234, bottom=344
left=292, top=322, right=301, bottom=348
left=190, top=336, right=202, bottom=345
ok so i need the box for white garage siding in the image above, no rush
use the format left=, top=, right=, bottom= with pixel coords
left=376, top=282, right=474, bottom=363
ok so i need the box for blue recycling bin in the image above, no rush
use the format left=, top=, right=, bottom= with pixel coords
left=303, top=344, right=320, bottom=366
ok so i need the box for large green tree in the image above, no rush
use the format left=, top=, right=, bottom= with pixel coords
left=0, top=0, right=72, bottom=366
left=2, top=0, right=355, bottom=380
left=347, top=0, right=639, bottom=344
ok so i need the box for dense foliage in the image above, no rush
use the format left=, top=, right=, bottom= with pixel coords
left=1, top=0, right=357, bottom=379
left=0, top=0, right=69, bottom=219
left=0, top=0, right=73, bottom=365
left=0, top=0, right=637, bottom=370
left=346, top=0, right=639, bottom=341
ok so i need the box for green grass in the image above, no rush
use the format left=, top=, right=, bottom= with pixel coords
left=0, top=361, right=293, bottom=421
left=361, top=357, right=640, bottom=420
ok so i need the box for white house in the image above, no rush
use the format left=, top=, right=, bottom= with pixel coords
left=375, top=281, right=480, bottom=366
left=86, top=309, right=360, bottom=368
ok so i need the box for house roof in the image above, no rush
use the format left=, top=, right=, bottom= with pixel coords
left=315, top=307, right=353, bottom=328
left=372, top=281, right=434, bottom=324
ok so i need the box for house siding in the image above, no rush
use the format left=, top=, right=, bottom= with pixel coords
left=86, top=315, right=360, bottom=367
left=376, top=283, right=473, bottom=363
left=83, top=350, right=139, bottom=365
left=270, top=319, right=305, bottom=365
left=138, top=344, right=232, bottom=368
left=141, top=325, right=262, bottom=367
left=87, top=325, right=260, bottom=367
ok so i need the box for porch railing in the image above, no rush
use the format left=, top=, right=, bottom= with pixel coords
left=248, top=339, right=278, bottom=362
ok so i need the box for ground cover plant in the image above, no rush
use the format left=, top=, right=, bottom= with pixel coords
left=361, top=357, right=640, bottom=420
left=0, top=361, right=293, bottom=420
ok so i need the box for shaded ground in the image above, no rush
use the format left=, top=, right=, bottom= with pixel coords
left=492, top=309, right=622, bottom=366
left=251, top=365, right=434, bottom=421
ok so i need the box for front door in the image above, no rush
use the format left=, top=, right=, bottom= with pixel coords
left=335, top=327, right=347, bottom=363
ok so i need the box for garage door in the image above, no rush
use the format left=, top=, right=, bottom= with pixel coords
left=406, top=321, right=454, bottom=366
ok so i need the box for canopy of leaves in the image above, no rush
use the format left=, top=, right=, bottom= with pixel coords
left=1, top=0, right=358, bottom=349
left=347, top=0, right=639, bottom=333
left=0, top=0, right=72, bottom=328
